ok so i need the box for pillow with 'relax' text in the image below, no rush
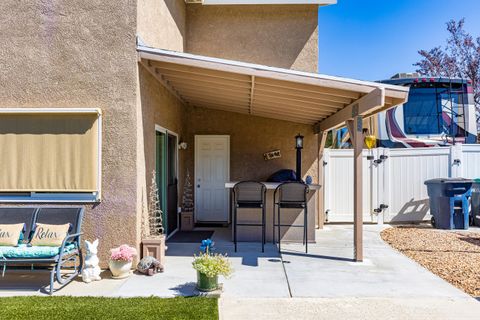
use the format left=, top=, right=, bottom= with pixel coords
left=30, top=223, right=70, bottom=247
left=0, top=224, right=24, bottom=246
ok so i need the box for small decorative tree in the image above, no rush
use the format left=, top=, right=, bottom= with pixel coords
left=182, top=169, right=194, bottom=212
left=149, top=170, right=164, bottom=236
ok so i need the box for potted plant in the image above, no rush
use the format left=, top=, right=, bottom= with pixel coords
left=109, top=244, right=137, bottom=279
left=142, top=171, right=166, bottom=264
left=192, top=240, right=232, bottom=291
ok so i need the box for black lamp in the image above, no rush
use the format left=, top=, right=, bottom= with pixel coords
left=295, top=133, right=304, bottom=181
left=295, top=133, right=304, bottom=149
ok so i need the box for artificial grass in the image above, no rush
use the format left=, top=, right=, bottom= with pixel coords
left=0, top=296, right=218, bottom=320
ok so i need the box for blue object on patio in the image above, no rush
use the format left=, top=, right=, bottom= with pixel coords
left=0, top=207, right=84, bottom=295
left=200, top=239, right=215, bottom=254
left=424, top=178, right=473, bottom=230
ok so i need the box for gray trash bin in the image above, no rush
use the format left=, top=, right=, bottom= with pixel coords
left=472, top=178, right=480, bottom=227
left=424, top=178, right=473, bottom=230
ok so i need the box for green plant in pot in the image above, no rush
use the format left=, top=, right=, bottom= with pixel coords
left=192, top=239, right=232, bottom=291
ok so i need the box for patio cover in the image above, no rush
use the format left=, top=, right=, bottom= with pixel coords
left=137, top=44, right=409, bottom=261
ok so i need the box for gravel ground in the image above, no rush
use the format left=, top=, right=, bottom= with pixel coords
left=381, top=226, right=480, bottom=297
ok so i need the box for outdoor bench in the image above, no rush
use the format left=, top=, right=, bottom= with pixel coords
left=0, top=207, right=84, bottom=295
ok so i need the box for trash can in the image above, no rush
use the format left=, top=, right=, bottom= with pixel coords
left=472, top=178, right=480, bottom=227
left=424, top=178, right=473, bottom=230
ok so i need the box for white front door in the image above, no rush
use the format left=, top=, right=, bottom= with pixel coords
left=195, top=135, right=230, bottom=222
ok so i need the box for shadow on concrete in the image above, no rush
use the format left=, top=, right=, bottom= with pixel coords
left=281, top=251, right=354, bottom=262
left=169, top=281, right=197, bottom=297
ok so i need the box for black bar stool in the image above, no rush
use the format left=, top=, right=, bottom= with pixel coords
left=273, top=182, right=309, bottom=253
left=233, top=181, right=267, bottom=252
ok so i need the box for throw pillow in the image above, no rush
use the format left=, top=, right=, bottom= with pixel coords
left=0, top=224, right=24, bottom=246
left=30, top=223, right=70, bottom=247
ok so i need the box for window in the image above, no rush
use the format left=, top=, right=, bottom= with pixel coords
left=403, top=87, right=442, bottom=134
left=0, top=109, right=102, bottom=202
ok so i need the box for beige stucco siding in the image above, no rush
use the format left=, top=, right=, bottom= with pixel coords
left=137, top=65, right=187, bottom=237
left=186, top=4, right=319, bottom=72
left=137, top=0, right=186, bottom=51
left=136, top=0, right=188, bottom=240
left=0, top=1, right=139, bottom=264
left=184, top=106, right=318, bottom=184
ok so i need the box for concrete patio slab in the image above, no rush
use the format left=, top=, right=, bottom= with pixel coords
left=280, top=225, right=470, bottom=299
left=115, top=242, right=289, bottom=298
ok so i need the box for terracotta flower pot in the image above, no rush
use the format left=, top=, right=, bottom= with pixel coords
left=109, top=260, right=132, bottom=279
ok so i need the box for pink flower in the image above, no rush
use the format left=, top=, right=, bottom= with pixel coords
left=110, top=244, right=137, bottom=262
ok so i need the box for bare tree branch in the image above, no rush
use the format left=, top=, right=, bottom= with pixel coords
left=414, top=19, right=480, bottom=128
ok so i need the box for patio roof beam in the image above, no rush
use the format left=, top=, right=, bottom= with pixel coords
left=172, top=83, right=250, bottom=97
left=254, top=84, right=354, bottom=105
left=251, top=111, right=313, bottom=124
left=193, top=103, right=250, bottom=114
left=180, top=90, right=250, bottom=102
left=314, top=88, right=385, bottom=133
left=253, top=95, right=342, bottom=112
left=254, top=78, right=362, bottom=100
left=249, top=76, right=255, bottom=114
left=142, top=61, right=188, bottom=105
left=254, top=91, right=346, bottom=110
left=162, top=74, right=251, bottom=89
left=187, top=97, right=250, bottom=108
left=252, top=105, right=329, bottom=120
left=253, top=103, right=331, bottom=117
left=167, top=80, right=251, bottom=94
left=149, top=61, right=251, bottom=82
left=155, top=67, right=251, bottom=84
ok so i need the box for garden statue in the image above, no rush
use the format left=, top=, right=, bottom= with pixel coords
left=137, top=256, right=164, bottom=276
left=82, top=239, right=102, bottom=283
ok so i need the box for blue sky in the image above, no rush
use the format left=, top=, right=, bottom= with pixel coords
left=318, top=0, right=480, bottom=81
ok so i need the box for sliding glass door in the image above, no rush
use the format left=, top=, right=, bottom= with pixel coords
left=155, top=127, right=178, bottom=235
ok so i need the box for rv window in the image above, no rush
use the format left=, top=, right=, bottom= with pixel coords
left=403, top=88, right=442, bottom=134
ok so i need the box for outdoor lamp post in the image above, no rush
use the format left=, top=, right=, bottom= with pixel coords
left=295, top=133, right=304, bottom=181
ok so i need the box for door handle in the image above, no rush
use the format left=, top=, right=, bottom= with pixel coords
left=197, top=184, right=200, bottom=188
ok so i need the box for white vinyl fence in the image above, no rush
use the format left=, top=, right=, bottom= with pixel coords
left=323, top=144, right=480, bottom=223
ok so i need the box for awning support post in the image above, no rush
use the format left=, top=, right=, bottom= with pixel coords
left=347, top=115, right=363, bottom=262
left=317, top=131, right=328, bottom=229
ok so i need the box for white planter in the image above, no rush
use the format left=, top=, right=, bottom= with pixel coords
left=109, top=260, right=132, bottom=279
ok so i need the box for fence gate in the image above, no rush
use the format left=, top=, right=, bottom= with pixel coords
left=323, top=149, right=379, bottom=223
left=323, top=145, right=480, bottom=223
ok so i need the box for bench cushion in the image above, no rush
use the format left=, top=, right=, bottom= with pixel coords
left=0, top=243, right=76, bottom=259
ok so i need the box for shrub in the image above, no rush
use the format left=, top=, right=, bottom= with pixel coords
left=192, top=252, right=233, bottom=278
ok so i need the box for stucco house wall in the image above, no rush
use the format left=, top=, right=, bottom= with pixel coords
left=185, top=4, right=319, bottom=72
left=137, top=0, right=186, bottom=51
left=0, top=1, right=139, bottom=263
left=184, top=106, right=318, bottom=184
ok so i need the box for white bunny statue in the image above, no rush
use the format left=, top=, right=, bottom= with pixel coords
left=82, top=239, right=102, bottom=283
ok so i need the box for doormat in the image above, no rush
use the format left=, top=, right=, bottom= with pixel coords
left=167, top=231, right=214, bottom=243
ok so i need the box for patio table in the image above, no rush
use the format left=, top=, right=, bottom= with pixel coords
left=225, top=182, right=320, bottom=243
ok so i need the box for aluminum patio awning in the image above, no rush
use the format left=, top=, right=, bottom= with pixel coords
left=137, top=44, right=409, bottom=262
left=137, top=45, right=408, bottom=132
